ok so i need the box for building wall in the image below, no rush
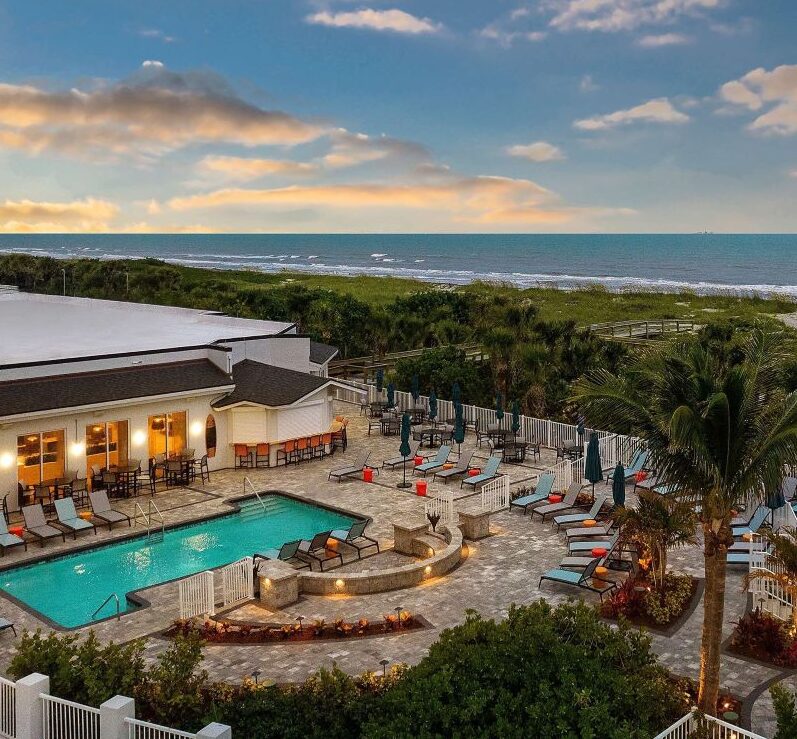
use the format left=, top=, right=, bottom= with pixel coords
left=228, top=336, right=310, bottom=373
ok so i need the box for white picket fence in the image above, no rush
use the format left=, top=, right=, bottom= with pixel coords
left=221, top=557, right=254, bottom=609
left=178, top=571, right=215, bottom=620
left=41, top=694, right=100, bottom=739
left=654, top=711, right=766, bottom=739
left=750, top=539, right=794, bottom=623
left=0, top=677, right=15, bottom=739
left=425, top=490, right=455, bottom=526
left=480, top=475, right=511, bottom=512
left=126, top=717, right=197, bottom=739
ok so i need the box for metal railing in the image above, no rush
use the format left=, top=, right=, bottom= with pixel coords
left=243, top=477, right=266, bottom=511
left=133, top=501, right=164, bottom=538
left=126, top=717, right=197, bottom=739
left=653, top=711, right=765, bottom=739
left=0, top=676, right=15, bottom=739
left=91, top=592, right=120, bottom=622
left=41, top=694, right=100, bottom=739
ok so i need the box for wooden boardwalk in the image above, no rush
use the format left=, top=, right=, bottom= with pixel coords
left=589, top=319, right=697, bottom=344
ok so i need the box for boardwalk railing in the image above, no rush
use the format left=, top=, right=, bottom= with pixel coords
left=178, top=571, right=215, bottom=620
left=653, top=711, right=765, bottom=739
left=41, top=694, right=100, bottom=739
left=221, top=557, right=254, bottom=609
left=480, top=476, right=511, bottom=512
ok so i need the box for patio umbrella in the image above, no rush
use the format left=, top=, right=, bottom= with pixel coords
left=375, top=368, right=384, bottom=395
left=511, top=400, right=521, bottom=436
left=411, top=374, right=420, bottom=404
left=767, top=480, right=787, bottom=511
left=452, top=381, right=461, bottom=406
left=584, top=432, right=603, bottom=500
left=429, top=390, right=438, bottom=422
left=496, top=393, right=504, bottom=425
left=612, top=462, right=626, bottom=508
left=454, top=402, right=465, bottom=456
left=577, top=418, right=585, bottom=442
left=387, top=382, right=395, bottom=408
left=398, top=413, right=412, bottom=489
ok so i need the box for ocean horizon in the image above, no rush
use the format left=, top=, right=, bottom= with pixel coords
left=2, top=233, right=797, bottom=299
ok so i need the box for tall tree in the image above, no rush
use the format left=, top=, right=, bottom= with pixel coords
left=573, top=328, right=797, bottom=714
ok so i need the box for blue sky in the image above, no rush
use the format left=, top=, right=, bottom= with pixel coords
left=0, top=0, right=795, bottom=233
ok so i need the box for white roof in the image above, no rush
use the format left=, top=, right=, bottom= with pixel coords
left=0, top=292, right=294, bottom=365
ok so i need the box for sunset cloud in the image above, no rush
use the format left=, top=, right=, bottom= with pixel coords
left=506, top=141, right=565, bottom=162
left=322, top=129, right=431, bottom=168
left=198, top=155, right=318, bottom=182
left=0, top=197, right=119, bottom=232
left=574, top=97, right=690, bottom=130
left=719, top=64, right=797, bottom=135
left=306, top=8, right=442, bottom=35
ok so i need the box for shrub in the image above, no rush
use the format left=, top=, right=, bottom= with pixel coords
left=730, top=611, right=791, bottom=665
left=772, top=684, right=797, bottom=739
left=643, top=574, right=694, bottom=625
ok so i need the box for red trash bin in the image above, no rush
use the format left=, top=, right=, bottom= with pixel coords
left=363, top=468, right=374, bottom=483
left=416, top=479, right=428, bottom=496
left=414, top=456, right=423, bottom=467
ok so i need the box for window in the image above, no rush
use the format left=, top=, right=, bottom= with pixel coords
left=205, top=415, right=217, bottom=458
left=148, top=411, right=187, bottom=459
left=17, top=430, right=65, bottom=488
left=86, top=421, right=129, bottom=477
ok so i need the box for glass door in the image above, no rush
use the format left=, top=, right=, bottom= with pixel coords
left=86, top=421, right=129, bottom=479
left=17, top=430, right=65, bottom=488
left=148, top=412, right=186, bottom=458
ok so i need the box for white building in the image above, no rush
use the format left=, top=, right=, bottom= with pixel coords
left=0, top=288, right=353, bottom=511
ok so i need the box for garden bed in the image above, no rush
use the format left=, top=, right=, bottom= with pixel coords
left=728, top=609, right=797, bottom=668
left=165, top=611, right=429, bottom=645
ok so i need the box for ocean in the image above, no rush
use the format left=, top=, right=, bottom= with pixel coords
left=1, top=233, right=796, bottom=298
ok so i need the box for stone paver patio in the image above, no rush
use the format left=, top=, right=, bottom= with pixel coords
left=0, top=401, right=787, bottom=735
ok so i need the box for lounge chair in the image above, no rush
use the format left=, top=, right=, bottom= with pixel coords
left=509, top=473, right=555, bottom=513
left=607, top=449, right=649, bottom=482
left=22, top=504, right=65, bottom=546
left=433, top=451, right=475, bottom=484
left=568, top=531, right=619, bottom=554
left=328, top=450, right=375, bottom=482
left=460, top=456, right=501, bottom=490
left=0, top=514, right=26, bottom=555
left=54, top=498, right=96, bottom=538
left=254, top=540, right=310, bottom=570
left=553, top=494, right=608, bottom=531
left=415, top=446, right=451, bottom=477
left=297, top=530, right=343, bottom=570
left=382, top=440, right=425, bottom=469
left=0, top=618, right=16, bottom=637
left=330, top=520, right=379, bottom=559
left=565, top=519, right=614, bottom=541
left=539, top=559, right=617, bottom=602
left=530, top=482, right=582, bottom=521
left=653, top=484, right=679, bottom=496
left=732, top=505, right=770, bottom=539
left=88, top=491, right=131, bottom=530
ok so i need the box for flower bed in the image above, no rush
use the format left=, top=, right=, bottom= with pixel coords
left=728, top=610, right=797, bottom=667
left=166, top=611, right=426, bottom=644
left=601, top=573, right=697, bottom=630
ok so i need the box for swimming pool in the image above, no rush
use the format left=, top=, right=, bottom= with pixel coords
left=0, top=494, right=357, bottom=628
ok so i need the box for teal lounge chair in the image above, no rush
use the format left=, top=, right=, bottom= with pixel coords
left=607, top=449, right=648, bottom=482
left=509, top=473, right=555, bottom=513
left=0, top=514, right=26, bottom=555
left=539, top=559, right=617, bottom=602
left=54, top=498, right=96, bottom=538
left=554, top=494, right=608, bottom=531
left=568, top=531, right=619, bottom=554
left=254, top=540, right=310, bottom=570
left=460, top=456, right=501, bottom=490
left=330, top=520, right=379, bottom=559
left=415, top=446, right=451, bottom=476
left=732, top=505, right=770, bottom=539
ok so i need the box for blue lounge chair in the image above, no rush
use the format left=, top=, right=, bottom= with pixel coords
left=0, top=514, right=26, bottom=555
left=254, top=540, right=310, bottom=570
left=509, top=473, right=555, bottom=513
left=569, top=531, right=619, bottom=554
left=54, top=498, right=96, bottom=538
left=553, top=494, right=608, bottom=531
left=460, top=456, right=501, bottom=490
left=539, top=559, right=617, bottom=602
left=330, top=520, right=379, bottom=559
left=415, top=446, right=451, bottom=476
left=732, top=505, right=770, bottom=539
left=607, top=449, right=648, bottom=482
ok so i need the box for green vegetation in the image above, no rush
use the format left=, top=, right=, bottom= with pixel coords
left=772, top=683, right=797, bottom=739
left=10, top=602, right=688, bottom=738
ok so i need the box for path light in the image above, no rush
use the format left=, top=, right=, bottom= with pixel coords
left=335, top=578, right=345, bottom=591
left=424, top=565, right=432, bottom=578
left=296, top=615, right=304, bottom=631
left=263, top=578, right=272, bottom=589
left=394, top=606, right=403, bottom=620
left=379, top=659, right=390, bottom=677
left=251, top=670, right=261, bottom=685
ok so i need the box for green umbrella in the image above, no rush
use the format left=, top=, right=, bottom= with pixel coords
left=452, top=382, right=461, bottom=406
left=398, top=413, right=412, bottom=489
left=375, top=368, right=384, bottom=394
left=411, top=374, right=420, bottom=403
left=387, top=382, right=395, bottom=408
left=585, top=432, right=603, bottom=499
left=577, top=418, right=585, bottom=440
left=429, top=390, right=438, bottom=421
left=612, top=462, right=626, bottom=507
left=496, top=393, right=504, bottom=424
left=767, top=480, right=786, bottom=511
left=511, top=399, right=521, bottom=435
left=454, top=402, right=465, bottom=456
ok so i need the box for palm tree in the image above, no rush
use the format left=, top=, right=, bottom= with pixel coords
left=744, top=527, right=797, bottom=632
left=573, top=327, right=797, bottom=715
left=616, top=490, right=698, bottom=591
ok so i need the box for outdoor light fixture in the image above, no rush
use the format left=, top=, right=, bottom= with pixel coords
left=132, top=430, right=146, bottom=446
left=70, top=441, right=85, bottom=456
left=190, top=420, right=203, bottom=436
left=335, top=578, right=345, bottom=590
left=424, top=565, right=432, bottom=577
left=0, top=453, right=12, bottom=469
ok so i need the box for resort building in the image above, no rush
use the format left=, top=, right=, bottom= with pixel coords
left=0, top=288, right=351, bottom=511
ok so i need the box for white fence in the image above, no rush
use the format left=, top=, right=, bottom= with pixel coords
left=0, top=677, right=15, bottom=739
left=750, top=541, right=794, bottom=623
left=178, top=571, right=215, bottom=620
left=653, top=711, right=766, bottom=739
left=41, top=694, right=100, bottom=739
left=221, top=558, right=254, bottom=609
left=126, top=717, right=197, bottom=739
left=425, top=490, right=455, bottom=526
left=480, top=475, right=511, bottom=512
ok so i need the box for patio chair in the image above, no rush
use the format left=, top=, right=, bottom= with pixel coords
left=568, top=531, right=619, bottom=554
left=328, top=450, right=375, bottom=482
left=0, top=618, right=16, bottom=637
left=297, top=530, right=343, bottom=570
left=89, top=490, right=131, bottom=530
left=415, top=446, right=451, bottom=477
left=54, top=498, right=96, bottom=538
left=22, top=504, right=65, bottom=546
left=732, top=505, right=771, bottom=539
left=255, top=444, right=270, bottom=468
left=330, top=520, right=379, bottom=559
left=194, top=455, right=210, bottom=484
left=433, top=451, right=475, bottom=484
left=606, top=449, right=649, bottom=482
left=553, top=494, right=608, bottom=531
left=460, top=455, right=501, bottom=490
left=234, top=444, right=252, bottom=468
left=68, top=477, right=89, bottom=507
left=254, top=540, right=310, bottom=570
left=508, top=473, right=556, bottom=513
left=565, top=519, right=614, bottom=541
left=0, top=513, right=26, bottom=555
left=382, top=440, right=424, bottom=469
left=530, top=481, right=582, bottom=521
left=276, top=440, right=296, bottom=466
left=539, top=559, right=617, bottom=602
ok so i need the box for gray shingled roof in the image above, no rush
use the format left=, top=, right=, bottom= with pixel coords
left=309, top=341, right=339, bottom=365
left=0, top=360, right=233, bottom=418
left=212, top=359, right=330, bottom=409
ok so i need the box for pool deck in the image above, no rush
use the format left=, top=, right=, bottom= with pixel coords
left=0, top=401, right=787, bottom=736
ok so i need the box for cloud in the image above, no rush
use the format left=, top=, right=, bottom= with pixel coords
left=580, top=74, right=599, bottom=92
left=306, top=8, right=442, bottom=34
left=574, top=97, right=690, bottom=130
left=719, top=65, right=797, bottom=135
left=636, top=32, right=690, bottom=47
left=141, top=60, right=164, bottom=68
left=546, top=0, right=721, bottom=33
left=321, top=129, right=430, bottom=168
left=138, top=29, right=176, bottom=43
left=0, top=197, right=118, bottom=232
left=506, top=141, right=565, bottom=162
left=198, top=155, right=319, bottom=182
left=479, top=8, right=547, bottom=46
left=0, top=65, right=324, bottom=162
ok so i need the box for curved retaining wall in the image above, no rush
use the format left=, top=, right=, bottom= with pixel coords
left=299, top=525, right=463, bottom=595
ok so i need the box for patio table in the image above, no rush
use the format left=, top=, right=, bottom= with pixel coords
left=414, top=425, right=453, bottom=448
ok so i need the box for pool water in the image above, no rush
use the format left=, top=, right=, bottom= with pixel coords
left=0, top=495, right=356, bottom=628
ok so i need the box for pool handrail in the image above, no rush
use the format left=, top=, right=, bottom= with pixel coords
left=244, top=477, right=267, bottom=511
left=134, top=500, right=164, bottom=537
left=91, top=592, right=120, bottom=621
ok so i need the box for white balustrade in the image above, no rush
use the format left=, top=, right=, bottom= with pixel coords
left=126, top=717, right=197, bottom=739
left=425, top=490, right=454, bottom=526
left=41, top=694, right=100, bottom=739
left=221, top=557, right=254, bottom=609
left=178, top=571, right=215, bottom=620
left=480, top=476, right=510, bottom=512
left=0, top=677, right=15, bottom=739
left=653, top=711, right=765, bottom=739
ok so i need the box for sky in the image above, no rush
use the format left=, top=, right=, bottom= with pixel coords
left=0, top=0, right=795, bottom=234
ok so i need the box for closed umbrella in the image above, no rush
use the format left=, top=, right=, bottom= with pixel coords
left=511, top=400, right=521, bottom=436
left=612, top=462, right=626, bottom=508
left=584, top=432, right=603, bottom=500
left=767, top=480, right=786, bottom=511
left=452, top=382, right=461, bottom=407
left=397, top=413, right=412, bottom=489
left=411, top=374, right=420, bottom=404
left=496, top=393, right=504, bottom=426
left=577, top=418, right=585, bottom=443
left=375, top=368, right=384, bottom=395
left=429, top=390, right=438, bottom=422
left=387, top=382, right=395, bottom=408
left=454, top=402, right=465, bottom=456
